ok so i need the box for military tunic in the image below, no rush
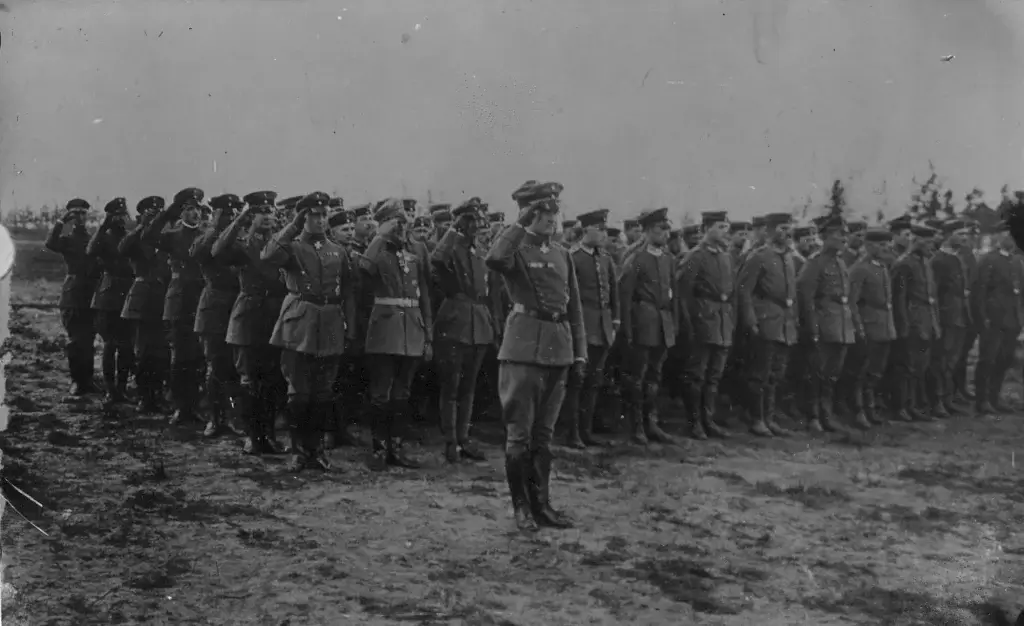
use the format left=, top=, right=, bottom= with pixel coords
left=848, top=257, right=896, bottom=412
left=970, top=249, right=1024, bottom=408
left=485, top=224, right=586, bottom=457
left=930, top=248, right=972, bottom=408
left=86, top=227, right=136, bottom=393
left=118, top=224, right=171, bottom=403
left=430, top=229, right=496, bottom=445
left=44, top=221, right=98, bottom=390
left=891, top=250, right=941, bottom=414
left=953, top=247, right=981, bottom=397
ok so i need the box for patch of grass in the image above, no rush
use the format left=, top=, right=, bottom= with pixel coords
left=802, top=586, right=936, bottom=623
left=619, top=557, right=749, bottom=615
left=860, top=504, right=963, bottom=536
left=702, top=469, right=747, bottom=485
left=449, top=480, right=501, bottom=498
left=753, top=480, right=850, bottom=508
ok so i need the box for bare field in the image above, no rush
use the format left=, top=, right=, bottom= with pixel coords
left=3, top=279, right=1024, bottom=625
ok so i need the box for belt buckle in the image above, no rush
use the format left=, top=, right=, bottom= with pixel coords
left=785, top=298, right=793, bottom=307
left=928, top=297, right=934, bottom=304
left=551, top=311, right=563, bottom=323
left=840, top=296, right=848, bottom=304
left=886, top=303, right=892, bottom=310
left=720, top=294, right=728, bottom=302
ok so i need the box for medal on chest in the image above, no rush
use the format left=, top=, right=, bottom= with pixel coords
left=540, top=243, right=550, bottom=254
left=313, top=240, right=323, bottom=251
left=397, top=251, right=410, bottom=274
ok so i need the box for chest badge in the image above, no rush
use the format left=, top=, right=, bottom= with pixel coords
left=313, top=240, right=323, bottom=251
left=540, top=244, right=550, bottom=254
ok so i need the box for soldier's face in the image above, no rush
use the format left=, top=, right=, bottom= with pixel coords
left=821, top=228, right=847, bottom=252
left=435, top=221, right=451, bottom=235
left=580, top=225, right=605, bottom=247
left=707, top=221, right=729, bottom=245
left=646, top=223, right=670, bottom=246
left=337, top=224, right=355, bottom=242
left=412, top=226, right=429, bottom=241
left=768, top=224, right=792, bottom=246
left=625, top=226, right=641, bottom=243
left=864, top=241, right=884, bottom=258
left=947, top=232, right=966, bottom=248
left=998, top=232, right=1015, bottom=251
left=354, top=216, right=374, bottom=237
left=305, top=212, right=326, bottom=234
left=182, top=205, right=201, bottom=226
left=531, top=210, right=558, bottom=236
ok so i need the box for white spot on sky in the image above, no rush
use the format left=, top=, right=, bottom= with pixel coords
left=414, top=23, right=421, bottom=31
left=92, top=118, right=103, bottom=124
left=337, top=16, right=342, bottom=20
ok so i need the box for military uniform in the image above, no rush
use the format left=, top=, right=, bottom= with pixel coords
left=970, top=245, right=1024, bottom=414
left=486, top=180, right=583, bottom=531
left=677, top=219, right=735, bottom=440
left=87, top=198, right=136, bottom=403
left=262, top=191, right=357, bottom=472
left=735, top=214, right=800, bottom=436
left=213, top=191, right=288, bottom=455
left=618, top=208, right=678, bottom=445
left=44, top=199, right=99, bottom=396
left=560, top=209, right=619, bottom=448
left=847, top=231, right=897, bottom=427
left=190, top=195, right=244, bottom=437
left=953, top=242, right=980, bottom=400
left=337, top=206, right=376, bottom=422
left=891, top=227, right=941, bottom=421
left=430, top=200, right=496, bottom=461
left=143, top=188, right=207, bottom=423
left=359, top=199, right=434, bottom=470
left=929, top=223, right=972, bottom=416
left=118, top=196, right=170, bottom=412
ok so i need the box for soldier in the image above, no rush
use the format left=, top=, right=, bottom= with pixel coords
left=619, top=207, right=678, bottom=445
left=559, top=209, right=619, bottom=448
left=430, top=198, right=495, bottom=462
left=888, top=216, right=913, bottom=262
left=87, top=197, right=136, bottom=405
left=261, top=191, right=357, bottom=472
left=928, top=219, right=972, bottom=417
left=118, top=196, right=170, bottom=413
left=486, top=180, right=583, bottom=531
left=190, top=195, right=244, bottom=437
left=736, top=213, right=800, bottom=436
left=410, top=216, right=432, bottom=246
left=847, top=228, right=897, bottom=427
left=605, top=226, right=625, bottom=264
left=681, top=224, right=702, bottom=253
left=623, top=219, right=641, bottom=246
left=777, top=224, right=817, bottom=415
left=952, top=219, right=981, bottom=402
left=212, top=191, right=289, bottom=455
left=797, top=216, right=856, bottom=432
left=45, top=198, right=99, bottom=398
left=341, top=202, right=376, bottom=422
left=970, top=221, right=1024, bottom=415
left=401, top=198, right=419, bottom=221
left=359, top=198, right=434, bottom=470
left=842, top=221, right=867, bottom=266
left=728, top=221, right=751, bottom=267
left=476, top=210, right=513, bottom=425
left=891, top=224, right=941, bottom=422
left=677, top=211, right=735, bottom=439
left=429, top=203, right=453, bottom=243
left=143, top=188, right=207, bottom=424
left=666, top=229, right=684, bottom=257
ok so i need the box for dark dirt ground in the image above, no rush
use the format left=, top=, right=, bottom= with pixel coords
left=4, top=278, right=1024, bottom=625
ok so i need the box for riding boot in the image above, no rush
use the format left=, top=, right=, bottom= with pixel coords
left=685, top=387, right=707, bottom=440
left=440, top=397, right=460, bottom=462
left=505, top=452, right=538, bottom=532
left=626, top=381, right=648, bottom=445
left=528, top=448, right=573, bottom=529
left=365, top=403, right=390, bottom=471
left=577, top=383, right=607, bottom=447
left=863, top=388, right=885, bottom=424
left=818, top=385, right=847, bottom=433
left=764, top=388, right=791, bottom=436
left=240, top=386, right=263, bottom=455
left=203, top=378, right=225, bottom=438
left=643, top=383, right=676, bottom=443
left=285, top=398, right=311, bottom=473
left=307, top=402, right=332, bottom=472
left=906, top=381, right=934, bottom=421
left=749, top=389, right=773, bottom=437
left=702, top=387, right=731, bottom=438
left=386, top=401, right=422, bottom=469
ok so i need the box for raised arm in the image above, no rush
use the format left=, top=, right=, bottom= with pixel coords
left=117, top=224, right=145, bottom=257
left=44, top=221, right=67, bottom=253
left=484, top=223, right=527, bottom=275
left=211, top=210, right=253, bottom=263
left=417, top=245, right=434, bottom=342
left=260, top=223, right=299, bottom=267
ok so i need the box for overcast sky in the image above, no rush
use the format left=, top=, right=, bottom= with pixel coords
left=1, top=0, right=1022, bottom=223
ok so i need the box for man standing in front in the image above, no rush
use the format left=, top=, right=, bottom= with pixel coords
left=262, top=192, right=357, bottom=472
left=677, top=211, right=734, bottom=440
left=618, top=207, right=678, bottom=445
left=928, top=219, right=972, bottom=417
left=486, top=180, right=584, bottom=532
left=560, top=208, right=619, bottom=448
left=736, top=213, right=800, bottom=436
left=431, top=198, right=495, bottom=462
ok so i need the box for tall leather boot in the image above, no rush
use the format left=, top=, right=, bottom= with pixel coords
left=626, top=380, right=648, bottom=445
left=307, top=402, right=332, bottom=471
left=116, top=348, right=134, bottom=404
left=749, top=389, right=773, bottom=436
left=643, top=382, right=676, bottom=443
left=203, top=374, right=225, bottom=438
left=456, top=399, right=487, bottom=460
left=685, top=387, right=707, bottom=440
left=386, top=401, right=422, bottom=469
left=505, top=452, right=538, bottom=532
left=285, top=398, right=311, bottom=473
left=439, top=397, right=460, bottom=463
left=702, top=386, right=731, bottom=438
left=892, top=379, right=914, bottom=422
left=764, top=387, right=791, bottom=436
left=990, top=368, right=1011, bottom=413
left=906, top=380, right=934, bottom=422
left=528, top=448, right=573, bottom=529
left=818, top=384, right=847, bottom=433
left=577, top=381, right=607, bottom=447
left=561, top=384, right=585, bottom=449
left=66, top=350, right=89, bottom=398
left=240, top=386, right=263, bottom=455
left=863, top=388, right=886, bottom=425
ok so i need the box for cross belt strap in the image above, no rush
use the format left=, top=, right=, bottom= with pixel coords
left=512, top=303, right=567, bottom=323
left=375, top=297, right=418, bottom=307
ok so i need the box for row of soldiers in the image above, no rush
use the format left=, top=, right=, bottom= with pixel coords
left=43, top=184, right=1022, bottom=479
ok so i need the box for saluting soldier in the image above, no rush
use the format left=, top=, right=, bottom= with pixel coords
left=559, top=208, right=619, bottom=448
left=970, top=220, right=1024, bottom=415
left=847, top=228, right=897, bottom=427
left=891, top=224, right=941, bottom=422
left=212, top=191, right=288, bottom=455
left=118, top=196, right=170, bottom=413
left=86, top=197, right=136, bottom=405
left=430, top=198, right=495, bottom=462
left=486, top=180, right=584, bottom=531
left=476, top=209, right=513, bottom=424
left=340, top=202, right=376, bottom=413
left=429, top=203, right=453, bottom=245
left=928, top=219, right=972, bottom=417
left=359, top=198, right=434, bottom=470
left=143, top=188, right=207, bottom=424
left=797, top=216, right=856, bottom=432
left=262, top=191, right=357, bottom=472
left=736, top=213, right=799, bottom=436
left=45, top=198, right=99, bottom=398
left=619, top=207, right=679, bottom=445
left=677, top=211, right=734, bottom=440
left=191, top=195, right=244, bottom=437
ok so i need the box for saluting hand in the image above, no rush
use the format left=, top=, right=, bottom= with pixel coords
left=517, top=204, right=538, bottom=228
left=290, top=208, right=309, bottom=231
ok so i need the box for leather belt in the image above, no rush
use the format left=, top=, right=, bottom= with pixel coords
left=512, top=303, right=567, bottom=323
left=300, top=294, right=342, bottom=305
left=452, top=293, right=490, bottom=306
left=375, top=297, right=418, bottom=307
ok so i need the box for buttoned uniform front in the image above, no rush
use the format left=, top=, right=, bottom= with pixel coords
left=485, top=223, right=586, bottom=458
left=87, top=224, right=136, bottom=399
left=431, top=228, right=497, bottom=449
left=970, top=249, right=1024, bottom=410
left=929, top=247, right=973, bottom=410
left=891, top=250, right=941, bottom=416
left=559, top=242, right=620, bottom=446
left=796, top=250, right=856, bottom=426
left=847, top=257, right=896, bottom=419
left=735, top=244, right=799, bottom=425
left=212, top=225, right=289, bottom=450
left=118, top=223, right=171, bottom=410
left=953, top=247, right=981, bottom=397
left=359, top=234, right=433, bottom=447
left=190, top=225, right=243, bottom=432
left=142, top=211, right=205, bottom=419
left=44, top=220, right=99, bottom=392
left=677, top=242, right=735, bottom=434
left=618, top=244, right=678, bottom=440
